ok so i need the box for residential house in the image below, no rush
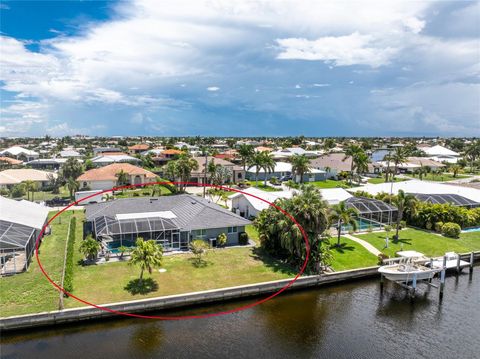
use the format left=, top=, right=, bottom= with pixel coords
left=128, top=143, right=150, bottom=155
left=84, top=195, right=251, bottom=251
left=310, top=153, right=380, bottom=179
left=191, top=156, right=245, bottom=184
left=246, top=161, right=326, bottom=182
left=91, top=153, right=141, bottom=167
left=77, top=163, right=157, bottom=190
left=229, top=187, right=295, bottom=218
left=0, top=146, right=39, bottom=162
left=0, top=169, right=56, bottom=189
left=422, top=145, right=460, bottom=164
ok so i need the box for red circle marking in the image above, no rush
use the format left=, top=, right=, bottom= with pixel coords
left=35, top=182, right=310, bottom=320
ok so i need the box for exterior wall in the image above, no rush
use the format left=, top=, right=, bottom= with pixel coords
left=246, top=171, right=290, bottom=181
left=191, top=226, right=246, bottom=246
left=299, top=172, right=327, bottom=182
left=81, top=180, right=116, bottom=190
left=231, top=196, right=259, bottom=218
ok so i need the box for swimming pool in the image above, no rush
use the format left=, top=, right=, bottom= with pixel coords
left=340, top=217, right=383, bottom=233
left=462, top=226, right=480, bottom=233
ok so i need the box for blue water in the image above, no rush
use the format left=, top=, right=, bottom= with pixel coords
left=341, top=218, right=382, bottom=233
left=462, top=227, right=480, bottom=233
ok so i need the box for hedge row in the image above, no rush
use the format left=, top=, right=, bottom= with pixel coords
left=63, top=216, right=76, bottom=294
left=407, top=202, right=480, bottom=230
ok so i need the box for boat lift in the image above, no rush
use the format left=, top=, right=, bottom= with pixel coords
left=379, top=251, right=475, bottom=299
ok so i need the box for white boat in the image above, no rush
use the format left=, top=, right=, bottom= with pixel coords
left=378, top=257, right=439, bottom=282
left=428, top=252, right=470, bottom=271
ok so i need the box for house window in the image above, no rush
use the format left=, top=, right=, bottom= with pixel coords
left=227, top=226, right=238, bottom=234
left=193, top=229, right=206, bottom=238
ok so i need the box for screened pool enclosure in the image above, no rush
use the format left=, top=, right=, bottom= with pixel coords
left=411, top=193, right=479, bottom=208
left=92, top=213, right=188, bottom=251
left=339, top=197, right=398, bottom=233
left=0, top=220, right=37, bottom=275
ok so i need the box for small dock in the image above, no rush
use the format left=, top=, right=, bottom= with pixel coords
left=380, top=251, right=477, bottom=299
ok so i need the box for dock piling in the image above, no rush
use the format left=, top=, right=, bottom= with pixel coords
left=456, top=255, right=461, bottom=274
left=439, top=256, right=447, bottom=300
left=470, top=252, right=474, bottom=274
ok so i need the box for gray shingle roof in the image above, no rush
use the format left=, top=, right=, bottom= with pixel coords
left=85, top=194, right=251, bottom=231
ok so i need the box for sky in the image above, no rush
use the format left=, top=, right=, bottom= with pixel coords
left=0, top=0, right=479, bottom=137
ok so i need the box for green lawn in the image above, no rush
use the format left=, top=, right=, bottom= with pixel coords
left=113, top=186, right=172, bottom=198
left=15, top=186, right=71, bottom=202
left=367, top=177, right=407, bottom=184
left=406, top=173, right=471, bottom=182
left=356, top=228, right=480, bottom=258
left=310, top=180, right=350, bottom=189
left=330, top=237, right=379, bottom=271
left=0, top=211, right=84, bottom=317
left=245, top=224, right=260, bottom=245
left=246, top=181, right=282, bottom=192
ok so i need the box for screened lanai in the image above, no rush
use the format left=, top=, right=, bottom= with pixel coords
left=0, top=220, right=36, bottom=275
left=92, top=213, right=185, bottom=251
left=411, top=193, right=480, bottom=209
left=345, top=197, right=398, bottom=225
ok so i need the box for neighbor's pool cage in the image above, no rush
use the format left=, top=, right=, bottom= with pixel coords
left=411, top=193, right=480, bottom=209
left=92, top=215, right=185, bottom=251
left=345, top=197, right=398, bottom=226
left=0, top=220, right=36, bottom=275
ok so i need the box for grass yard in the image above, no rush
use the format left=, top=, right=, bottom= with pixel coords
left=367, top=177, right=407, bottom=184
left=246, top=181, right=282, bottom=192
left=310, top=180, right=349, bottom=189
left=406, top=173, right=471, bottom=182
left=245, top=224, right=260, bottom=245
left=356, top=228, right=480, bottom=258
left=113, top=186, right=172, bottom=199
left=0, top=210, right=84, bottom=317
left=330, top=237, right=379, bottom=271
left=66, top=246, right=296, bottom=309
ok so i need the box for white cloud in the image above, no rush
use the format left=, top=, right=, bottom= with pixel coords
left=313, top=83, right=330, bottom=87
left=276, top=32, right=398, bottom=68
left=207, top=86, right=220, bottom=92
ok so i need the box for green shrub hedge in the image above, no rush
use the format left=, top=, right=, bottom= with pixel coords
left=441, top=222, right=461, bottom=238
left=238, top=232, right=249, bottom=245
left=63, top=217, right=76, bottom=294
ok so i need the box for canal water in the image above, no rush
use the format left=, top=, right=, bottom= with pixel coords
left=2, top=269, right=479, bottom=359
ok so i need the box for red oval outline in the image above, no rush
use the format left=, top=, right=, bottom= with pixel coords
left=35, top=181, right=310, bottom=320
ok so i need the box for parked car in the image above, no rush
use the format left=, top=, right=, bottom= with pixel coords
left=45, top=197, right=71, bottom=207
left=279, top=175, right=292, bottom=182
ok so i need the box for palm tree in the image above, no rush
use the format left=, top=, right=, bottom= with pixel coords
left=22, top=180, right=37, bottom=201
left=238, top=144, right=254, bottom=172
left=290, top=154, right=311, bottom=183
left=383, top=153, right=393, bottom=182
left=66, top=177, right=79, bottom=199
left=115, top=170, right=129, bottom=187
left=79, top=236, right=101, bottom=262
left=129, top=238, right=163, bottom=284
left=189, top=239, right=210, bottom=266
left=392, top=190, right=417, bottom=241
left=248, top=152, right=266, bottom=187
left=175, top=154, right=199, bottom=191
left=329, top=201, right=358, bottom=247
left=343, top=145, right=363, bottom=185
left=353, top=152, right=370, bottom=185
left=118, top=245, right=128, bottom=259
left=260, top=151, right=275, bottom=186
left=390, top=147, right=408, bottom=179
left=416, top=164, right=428, bottom=180
left=61, top=157, right=84, bottom=181
left=450, top=165, right=462, bottom=178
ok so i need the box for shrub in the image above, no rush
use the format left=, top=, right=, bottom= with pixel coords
left=269, top=177, right=279, bottom=185
left=63, top=217, right=76, bottom=294
left=425, top=221, right=433, bottom=230
left=378, top=253, right=389, bottom=264
left=434, top=222, right=444, bottom=233
left=441, top=222, right=461, bottom=238
left=133, top=192, right=140, bottom=197
left=238, top=232, right=249, bottom=245
left=348, top=229, right=354, bottom=235
left=10, top=184, right=25, bottom=198
left=216, top=232, right=227, bottom=247
left=384, top=225, right=392, bottom=232
left=400, top=220, right=407, bottom=229
left=142, top=191, right=150, bottom=196
left=367, top=226, right=373, bottom=233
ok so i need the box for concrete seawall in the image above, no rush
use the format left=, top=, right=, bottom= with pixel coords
left=0, top=266, right=380, bottom=332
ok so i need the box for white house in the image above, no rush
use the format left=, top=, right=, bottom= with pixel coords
left=229, top=187, right=296, bottom=218
left=246, top=162, right=326, bottom=182
left=423, top=145, right=460, bottom=164
left=0, top=146, right=39, bottom=162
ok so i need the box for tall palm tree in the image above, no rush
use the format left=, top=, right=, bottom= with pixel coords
left=343, top=145, right=363, bottom=185
left=450, top=165, right=462, bottom=178
left=353, top=152, right=370, bottom=185
left=329, top=201, right=358, bottom=247
left=248, top=152, right=266, bottom=187
left=116, top=170, right=129, bottom=186
left=66, top=177, right=79, bottom=199
left=175, top=154, right=199, bottom=191
left=390, top=147, right=408, bottom=179
left=22, top=180, right=37, bottom=201
left=290, top=154, right=311, bottom=183
left=129, top=238, right=163, bottom=284
left=260, top=151, right=276, bottom=186
left=238, top=144, right=255, bottom=172
left=393, top=190, right=417, bottom=241
left=383, top=153, right=392, bottom=182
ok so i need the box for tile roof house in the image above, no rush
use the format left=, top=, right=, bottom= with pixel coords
left=128, top=143, right=150, bottom=155
left=246, top=161, right=326, bottom=182
left=310, top=153, right=379, bottom=179
left=0, top=169, right=56, bottom=189
left=191, top=156, right=245, bottom=184
left=84, top=194, right=251, bottom=251
left=77, top=163, right=157, bottom=190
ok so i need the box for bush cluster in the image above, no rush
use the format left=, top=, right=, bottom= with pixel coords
left=238, top=232, right=249, bottom=245
left=408, top=202, right=480, bottom=230
left=441, top=222, right=461, bottom=238
left=63, top=217, right=76, bottom=294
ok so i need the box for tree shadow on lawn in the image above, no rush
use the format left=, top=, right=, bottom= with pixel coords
left=249, top=247, right=296, bottom=275
left=187, top=257, right=211, bottom=268
left=124, top=278, right=159, bottom=295
left=332, top=242, right=355, bottom=254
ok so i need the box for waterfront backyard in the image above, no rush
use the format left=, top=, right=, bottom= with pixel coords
left=1, top=209, right=479, bottom=318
